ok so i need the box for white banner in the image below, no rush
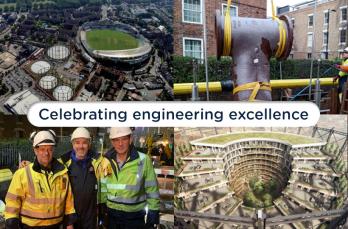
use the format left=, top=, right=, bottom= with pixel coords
left=27, top=101, right=320, bottom=127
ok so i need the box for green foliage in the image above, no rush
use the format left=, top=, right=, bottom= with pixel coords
left=262, top=193, right=273, bottom=207
left=253, top=180, right=265, bottom=196
left=244, top=177, right=278, bottom=208
left=86, top=29, right=139, bottom=51
left=173, top=56, right=340, bottom=83
left=173, top=56, right=232, bottom=83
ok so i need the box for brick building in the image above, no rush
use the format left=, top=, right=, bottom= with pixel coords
left=279, top=0, right=347, bottom=60
left=173, top=0, right=267, bottom=58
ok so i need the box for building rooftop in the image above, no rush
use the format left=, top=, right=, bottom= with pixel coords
left=194, top=132, right=322, bottom=145
left=4, top=89, right=41, bottom=115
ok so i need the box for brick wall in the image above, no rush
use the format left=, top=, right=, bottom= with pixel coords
left=174, top=0, right=267, bottom=57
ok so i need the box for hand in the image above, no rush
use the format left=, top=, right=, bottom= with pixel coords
left=334, top=64, right=341, bottom=69
left=146, top=210, right=159, bottom=226
left=98, top=204, right=108, bottom=228
left=19, top=160, right=30, bottom=168
left=66, top=225, right=74, bottom=229
left=333, top=76, right=340, bottom=82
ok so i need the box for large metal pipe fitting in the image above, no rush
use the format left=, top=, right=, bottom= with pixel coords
left=215, top=11, right=293, bottom=101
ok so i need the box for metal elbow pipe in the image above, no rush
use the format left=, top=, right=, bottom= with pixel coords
left=215, top=11, right=293, bottom=101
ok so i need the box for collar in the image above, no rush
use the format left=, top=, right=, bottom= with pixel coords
left=71, top=150, right=92, bottom=163
left=32, top=157, right=65, bottom=174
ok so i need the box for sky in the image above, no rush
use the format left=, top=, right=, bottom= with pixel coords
left=266, top=0, right=310, bottom=17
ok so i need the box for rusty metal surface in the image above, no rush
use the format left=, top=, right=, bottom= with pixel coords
left=215, top=11, right=293, bottom=101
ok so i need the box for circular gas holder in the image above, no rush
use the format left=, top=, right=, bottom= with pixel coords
left=53, top=85, right=73, bottom=101
left=39, top=75, right=58, bottom=90
left=30, top=60, right=51, bottom=75
left=47, top=45, right=70, bottom=60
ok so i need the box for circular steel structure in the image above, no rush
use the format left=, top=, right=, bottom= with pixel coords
left=30, top=60, right=51, bottom=75
left=53, top=85, right=73, bottom=101
left=39, top=75, right=57, bottom=90
left=47, top=45, right=70, bottom=60
left=79, top=21, right=152, bottom=65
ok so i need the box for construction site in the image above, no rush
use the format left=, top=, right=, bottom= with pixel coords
left=174, top=116, right=348, bottom=229
left=0, top=122, right=174, bottom=228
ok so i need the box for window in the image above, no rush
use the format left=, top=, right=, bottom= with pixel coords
left=222, top=4, right=238, bottom=17
left=307, top=33, right=313, bottom=48
left=339, top=28, right=347, bottom=44
left=324, top=11, right=329, bottom=24
left=321, top=52, right=328, bottom=60
left=308, top=14, right=313, bottom=27
left=307, top=53, right=312, bottom=59
left=182, top=0, right=202, bottom=24
left=183, top=37, right=203, bottom=59
left=340, top=6, right=347, bottom=22
left=323, top=31, right=328, bottom=45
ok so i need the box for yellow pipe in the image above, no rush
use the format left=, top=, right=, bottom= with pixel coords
left=174, top=78, right=337, bottom=95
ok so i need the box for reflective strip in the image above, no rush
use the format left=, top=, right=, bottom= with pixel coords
left=136, top=160, right=144, bottom=183
left=125, top=184, right=140, bottom=191
left=25, top=197, right=65, bottom=205
left=101, top=178, right=107, bottom=184
left=101, top=188, right=108, bottom=193
left=25, top=166, right=35, bottom=196
left=107, top=183, right=140, bottom=191
left=139, top=153, right=146, bottom=161
left=6, top=192, right=22, bottom=201
left=5, top=206, right=19, bottom=214
left=146, top=192, right=160, bottom=199
left=107, top=194, right=146, bottom=204
left=107, top=184, right=126, bottom=190
left=144, top=180, right=157, bottom=188
left=20, top=209, right=63, bottom=219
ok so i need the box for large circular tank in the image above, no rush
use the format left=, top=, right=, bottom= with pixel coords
left=30, top=61, right=51, bottom=75
left=47, top=45, right=70, bottom=60
left=39, top=75, right=57, bottom=90
left=53, top=85, right=73, bottom=101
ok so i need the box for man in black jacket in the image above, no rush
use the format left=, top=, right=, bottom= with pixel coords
left=59, top=127, right=103, bottom=229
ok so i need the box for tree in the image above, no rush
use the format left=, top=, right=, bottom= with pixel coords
left=253, top=180, right=265, bottom=196
left=262, top=194, right=273, bottom=207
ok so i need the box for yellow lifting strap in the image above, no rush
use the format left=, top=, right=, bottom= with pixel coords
left=272, top=0, right=287, bottom=58
left=233, top=82, right=272, bottom=101
left=223, top=0, right=233, bottom=56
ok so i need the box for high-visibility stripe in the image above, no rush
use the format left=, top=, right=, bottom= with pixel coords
left=101, top=188, right=107, bottom=193
left=146, top=192, right=160, bottom=199
left=144, top=180, right=157, bottom=188
left=107, top=194, right=146, bottom=204
left=139, top=153, right=146, bottom=161
left=20, top=209, right=64, bottom=219
left=107, top=184, right=126, bottom=190
left=5, top=192, right=22, bottom=201
left=136, top=160, right=144, bottom=183
left=25, top=197, right=65, bottom=205
left=25, top=166, right=35, bottom=196
left=5, top=206, right=19, bottom=214
left=107, top=183, right=140, bottom=191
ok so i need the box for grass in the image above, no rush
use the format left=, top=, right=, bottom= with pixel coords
left=86, top=29, right=139, bottom=51
left=197, top=132, right=321, bottom=145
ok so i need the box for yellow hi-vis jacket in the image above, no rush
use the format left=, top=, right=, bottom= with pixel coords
left=4, top=158, right=76, bottom=227
left=339, top=59, right=348, bottom=77
left=99, top=147, right=160, bottom=213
